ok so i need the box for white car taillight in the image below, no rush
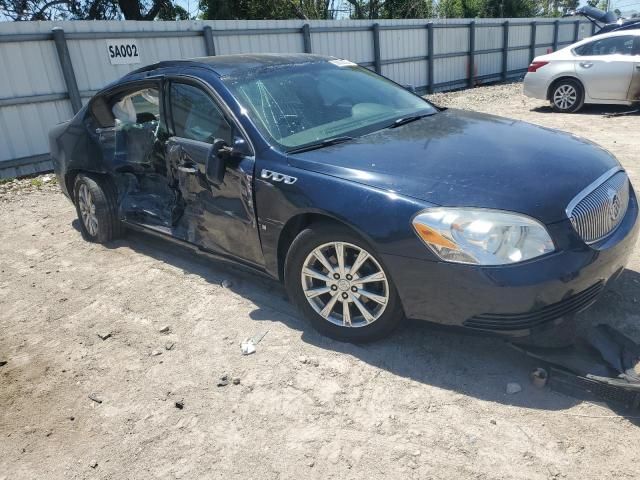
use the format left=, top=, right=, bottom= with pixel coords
left=527, top=61, right=549, bottom=73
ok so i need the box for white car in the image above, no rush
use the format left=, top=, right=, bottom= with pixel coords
left=523, top=29, right=640, bottom=112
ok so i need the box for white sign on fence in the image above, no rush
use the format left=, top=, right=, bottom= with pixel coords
left=106, top=39, right=141, bottom=65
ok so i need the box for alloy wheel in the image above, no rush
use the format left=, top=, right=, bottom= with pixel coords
left=78, top=183, right=98, bottom=236
left=300, top=241, right=389, bottom=328
left=553, top=84, right=577, bottom=110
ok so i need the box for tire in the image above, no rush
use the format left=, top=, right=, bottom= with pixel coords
left=284, top=222, right=404, bottom=342
left=550, top=79, right=585, bottom=113
left=73, top=173, right=122, bottom=243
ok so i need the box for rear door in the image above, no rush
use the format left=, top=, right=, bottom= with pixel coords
left=573, top=34, right=635, bottom=101
left=87, top=80, right=180, bottom=228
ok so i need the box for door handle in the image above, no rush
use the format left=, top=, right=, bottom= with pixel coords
left=635, top=65, right=640, bottom=70
left=579, top=62, right=593, bottom=69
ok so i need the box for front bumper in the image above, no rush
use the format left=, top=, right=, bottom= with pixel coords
left=383, top=191, right=639, bottom=337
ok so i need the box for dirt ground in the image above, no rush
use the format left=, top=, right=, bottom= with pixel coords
left=1, top=82, right=640, bottom=480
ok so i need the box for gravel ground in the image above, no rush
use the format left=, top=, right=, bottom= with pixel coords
left=1, top=82, right=640, bottom=480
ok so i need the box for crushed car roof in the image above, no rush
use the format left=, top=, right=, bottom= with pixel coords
left=127, top=53, right=334, bottom=79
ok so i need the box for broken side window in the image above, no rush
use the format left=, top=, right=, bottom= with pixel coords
left=169, top=83, right=232, bottom=144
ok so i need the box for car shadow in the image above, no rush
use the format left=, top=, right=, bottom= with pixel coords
left=531, top=104, right=639, bottom=116
left=104, top=228, right=640, bottom=422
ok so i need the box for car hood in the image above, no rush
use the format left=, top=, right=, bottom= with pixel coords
left=287, top=109, right=619, bottom=224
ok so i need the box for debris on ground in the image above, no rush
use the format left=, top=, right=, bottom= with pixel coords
left=96, top=332, right=112, bottom=341
left=240, top=330, right=268, bottom=355
left=151, top=350, right=162, bottom=357
left=604, top=109, right=639, bottom=118
left=298, top=356, right=319, bottom=367
left=513, top=324, right=640, bottom=409
left=88, top=393, right=103, bottom=404
left=89, top=460, right=98, bottom=469
left=217, top=374, right=230, bottom=387
left=174, top=400, right=184, bottom=410
left=0, top=360, right=7, bottom=367
left=232, top=377, right=240, bottom=385
left=164, top=341, right=175, bottom=351
left=506, top=383, right=522, bottom=395
left=0, top=174, right=58, bottom=199
left=530, top=368, right=549, bottom=388
left=158, top=326, right=170, bottom=334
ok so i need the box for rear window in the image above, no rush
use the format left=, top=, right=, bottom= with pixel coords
left=574, top=35, right=635, bottom=56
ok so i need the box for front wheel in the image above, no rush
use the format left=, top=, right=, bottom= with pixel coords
left=550, top=79, right=584, bottom=113
left=285, top=223, right=404, bottom=342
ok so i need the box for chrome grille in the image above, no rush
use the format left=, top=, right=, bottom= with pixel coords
left=567, top=169, right=629, bottom=244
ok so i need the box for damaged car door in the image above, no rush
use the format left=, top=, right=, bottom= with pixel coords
left=164, top=79, right=263, bottom=267
left=91, top=81, right=180, bottom=228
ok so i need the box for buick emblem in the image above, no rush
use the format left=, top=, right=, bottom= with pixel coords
left=609, top=191, right=621, bottom=222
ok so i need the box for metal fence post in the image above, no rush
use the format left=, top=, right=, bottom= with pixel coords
left=427, top=22, right=434, bottom=94
left=203, top=25, right=216, bottom=56
left=468, top=21, right=475, bottom=88
left=553, top=19, right=559, bottom=51
left=530, top=21, right=537, bottom=62
left=372, top=23, right=381, bottom=74
left=502, top=20, right=509, bottom=81
left=302, top=23, right=312, bottom=53
left=573, top=19, right=580, bottom=42
left=51, top=27, right=81, bottom=114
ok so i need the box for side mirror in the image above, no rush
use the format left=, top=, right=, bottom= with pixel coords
left=231, top=135, right=251, bottom=157
left=404, top=84, right=417, bottom=94
left=206, top=139, right=228, bottom=185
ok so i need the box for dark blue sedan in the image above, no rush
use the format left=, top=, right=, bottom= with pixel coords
left=49, top=54, right=639, bottom=343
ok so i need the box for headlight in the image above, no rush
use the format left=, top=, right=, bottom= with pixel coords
left=412, top=208, right=555, bottom=265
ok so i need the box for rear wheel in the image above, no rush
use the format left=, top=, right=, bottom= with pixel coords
left=73, top=174, right=122, bottom=243
left=285, top=223, right=404, bottom=342
left=550, top=79, right=584, bottom=113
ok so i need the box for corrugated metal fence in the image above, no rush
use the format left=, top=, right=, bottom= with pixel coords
left=0, top=18, right=592, bottom=178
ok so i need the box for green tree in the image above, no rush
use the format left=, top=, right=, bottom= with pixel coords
left=0, top=0, right=188, bottom=20
left=199, top=0, right=341, bottom=20
left=380, top=0, right=434, bottom=18
left=436, top=0, right=539, bottom=17
left=344, top=0, right=434, bottom=19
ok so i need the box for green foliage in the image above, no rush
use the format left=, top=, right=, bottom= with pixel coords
left=199, top=0, right=340, bottom=20
left=436, top=0, right=541, bottom=18
left=1, top=0, right=595, bottom=22
left=0, top=0, right=189, bottom=21
left=586, top=0, right=607, bottom=9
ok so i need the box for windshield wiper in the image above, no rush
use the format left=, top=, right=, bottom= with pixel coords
left=286, top=136, right=355, bottom=154
left=386, top=112, right=436, bottom=129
